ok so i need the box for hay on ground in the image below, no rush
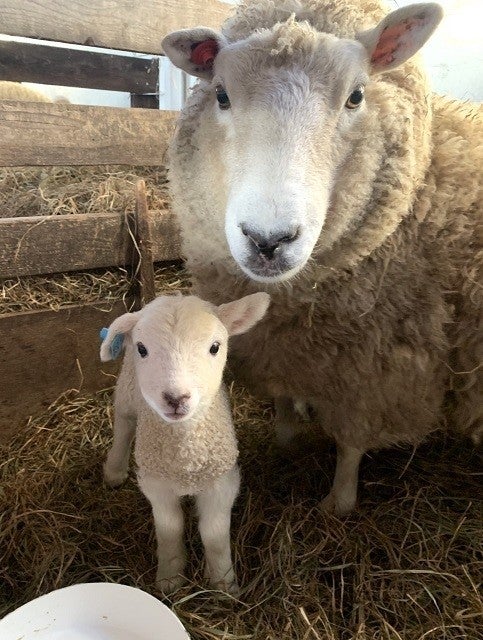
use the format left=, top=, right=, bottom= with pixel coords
left=0, top=383, right=481, bottom=639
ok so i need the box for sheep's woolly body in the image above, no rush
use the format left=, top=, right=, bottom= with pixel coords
left=135, top=386, right=238, bottom=491
left=168, top=0, right=482, bottom=448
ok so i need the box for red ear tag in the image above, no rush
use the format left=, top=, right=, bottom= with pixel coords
left=190, top=39, right=218, bottom=67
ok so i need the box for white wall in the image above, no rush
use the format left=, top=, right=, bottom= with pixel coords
left=223, top=0, right=483, bottom=103
left=389, top=0, right=483, bottom=102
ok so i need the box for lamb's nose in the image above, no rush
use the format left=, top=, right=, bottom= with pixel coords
left=163, top=392, right=191, bottom=410
left=241, top=225, right=300, bottom=260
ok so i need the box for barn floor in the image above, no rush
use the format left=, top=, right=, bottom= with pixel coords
left=1, top=383, right=481, bottom=639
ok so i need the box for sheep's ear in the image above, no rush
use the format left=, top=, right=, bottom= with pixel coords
left=217, top=292, right=270, bottom=336
left=357, top=3, right=443, bottom=74
left=100, top=312, right=139, bottom=362
left=162, top=27, right=226, bottom=79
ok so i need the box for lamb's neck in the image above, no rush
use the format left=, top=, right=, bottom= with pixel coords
left=134, top=386, right=237, bottom=487
left=155, top=401, right=213, bottom=439
left=137, top=383, right=227, bottom=433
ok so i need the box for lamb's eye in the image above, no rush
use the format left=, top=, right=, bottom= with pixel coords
left=215, top=85, right=230, bottom=110
left=345, top=86, right=365, bottom=110
left=137, top=342, right=148, bottom=358
left=210, top=341, right=220, bottom=355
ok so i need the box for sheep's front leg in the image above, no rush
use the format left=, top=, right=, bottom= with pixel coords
left=196, top=465, right=240, bottom=595
left=138, top=473, right=187, bottom=593
left=274, top=397, right=307, bottom=447
left=320, top=444, right=364, bottom=516
left=103, top=412, right=136, bottom=487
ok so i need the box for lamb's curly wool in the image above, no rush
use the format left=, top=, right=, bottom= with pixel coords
left=167, top=0, right=482, bottom=500
left=134, top=383, right=238, bottom=490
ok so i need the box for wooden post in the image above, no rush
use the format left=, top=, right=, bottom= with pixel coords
left=130, top=179, right=156, bottom=309
left=130, top=93, right=160, bottom=109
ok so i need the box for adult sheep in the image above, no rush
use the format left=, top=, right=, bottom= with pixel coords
left=162, top=0, right=482, bottom=515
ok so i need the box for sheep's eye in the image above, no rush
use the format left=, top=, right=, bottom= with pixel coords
left=210, top=341, right=220, bottom=355
left=345, top=86, right=365, bottom=110
left=137, top=342, right=148, bottom=358
left=215, top=85, right=230, bottom=110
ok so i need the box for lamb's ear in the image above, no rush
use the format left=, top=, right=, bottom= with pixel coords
left=100, top=312, right=139, bottom=362
left=162, top=27, right=226, bottom=79
left=357, top=3, right=443, bottom=74
left=217, top=292, right=270, bottom=336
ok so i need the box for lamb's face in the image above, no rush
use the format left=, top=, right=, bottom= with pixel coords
left=132, top=301, right=229, bottom=424
left=213, top=25, right=370, bottom=283
left=100, top=293, right=270, bottom=424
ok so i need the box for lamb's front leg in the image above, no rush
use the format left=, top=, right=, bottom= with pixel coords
left=320, top=443, right=364, bottom=516
left=103, top=411, right=136, bottom=487
left=138, top=473, right=187, bottom=593
left=196, top=465, right=240, bottom=594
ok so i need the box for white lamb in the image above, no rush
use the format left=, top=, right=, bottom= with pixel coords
left=100, top=292, right=270, bottom=593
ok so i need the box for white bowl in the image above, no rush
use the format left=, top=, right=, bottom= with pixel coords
left=0, top=582, right=190, bottom=639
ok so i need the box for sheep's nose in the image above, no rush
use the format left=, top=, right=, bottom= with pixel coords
left=241, top=225, right=300, bottom=260
left=163, top=392, right=191, bottom=410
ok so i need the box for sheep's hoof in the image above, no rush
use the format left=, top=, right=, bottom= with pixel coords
left=319, top=491, right=355, bottom=517
left=155, top=573, right=187, bottom=594
left=103, top=464, right=128, bottom=488
left=274, top=422, right=297, bottom=448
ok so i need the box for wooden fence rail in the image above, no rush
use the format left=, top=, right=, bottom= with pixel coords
left=0, top=301, right=127, bottom=439
left=0, top=40, right=159, bottom=93
left=0, top=101, right=177, bottom=166
left=0, top=211, right=181, bottom=279
left=0, top=0, right=231, bottom=54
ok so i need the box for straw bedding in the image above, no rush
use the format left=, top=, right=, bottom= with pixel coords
left=1, top=381, right=481, bottom=638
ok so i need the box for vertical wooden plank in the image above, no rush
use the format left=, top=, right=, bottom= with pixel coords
left=132, top=180, right=156, bottom=308
left=130, top=94, right=160, bottom=109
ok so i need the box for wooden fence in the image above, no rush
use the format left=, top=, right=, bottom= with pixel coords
left=0, top=0, right=231, bottom=438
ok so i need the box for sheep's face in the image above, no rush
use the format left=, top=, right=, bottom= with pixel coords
left=100, top=293, right=270, bottom=424
left=215, top=26, right=370, bottom=283
left=163, top=3, right=442, bottom=283
left=132, top=301, right=229, bottom=423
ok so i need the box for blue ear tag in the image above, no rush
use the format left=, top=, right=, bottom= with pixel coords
left=100, top=327, right=124, bottom=360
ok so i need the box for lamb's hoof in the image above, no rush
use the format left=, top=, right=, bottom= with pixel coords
left=103, top=464, right=128, bottom=488
left=210, top=578, right=240, bottom=597
left=155, top=573, right=187, bottom=594
left=319, top=491, right=355, bottom=517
